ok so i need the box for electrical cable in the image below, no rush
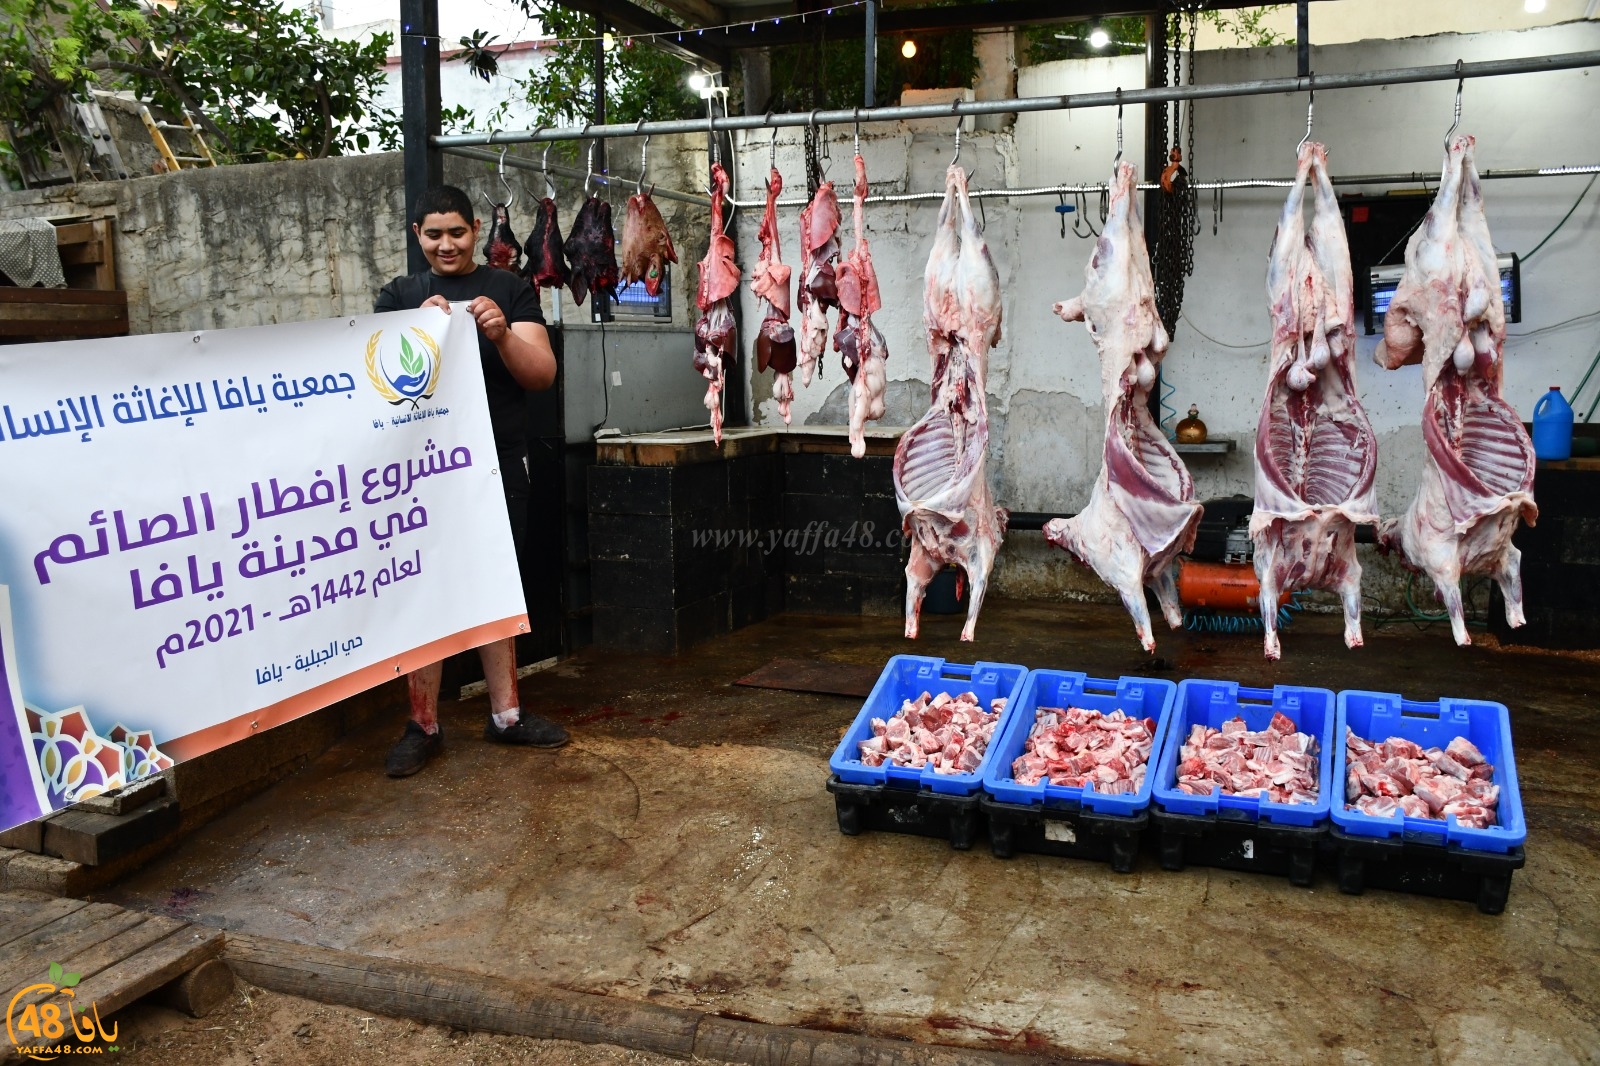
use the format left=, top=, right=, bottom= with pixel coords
left=1521, top=172, right=1597, bottom=262
left=593, top=319, right=610, bottom=434
left=1508, top=307, right=1600, bottom=338
left=1159, top=369, right=1179, bottom=438
left=1177, top=312, right=1269, bottom=350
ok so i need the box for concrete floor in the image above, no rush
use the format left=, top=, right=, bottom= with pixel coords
left=101, top=600, right=1600, bottom=1065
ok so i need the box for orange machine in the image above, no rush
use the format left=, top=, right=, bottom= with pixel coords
left=1176, top=559, right=1291, bottom=614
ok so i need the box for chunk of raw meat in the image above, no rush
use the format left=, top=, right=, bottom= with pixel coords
left=1010, top=706, right=1156, bottom=793
left=619, top=188, right=677, bottom=297
left=750, top=167, right=797, bottom=422
left=1045, top=163, right=1202, bottom=651
left=522, top=198, right=568, bottom=293
left=897, top=163, right=1007, bottom=642
left=694, top=163, right=741, bottom=445
left=1253, top=142, right=1379, bottom=660
left=834, top=152, right=888, bottom=458
left=482, top=201, right=522, bottom=272
left=854, top=690, right=1003, bottom=775
left=1373, top=135, right=1538, bottom=646
left=564, top=195, right=619, bottom=306
left=1175, top=715, right=1321, bottom=804
left=1343, top=727, right=1499, bottom=828
left=796, top=181, right=841, bottom=388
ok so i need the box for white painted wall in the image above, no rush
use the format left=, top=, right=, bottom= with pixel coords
left=729, top=20, right=1600, bottom=604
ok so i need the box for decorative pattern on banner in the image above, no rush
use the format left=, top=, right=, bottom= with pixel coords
left=0, top=308, right=528, bottom=834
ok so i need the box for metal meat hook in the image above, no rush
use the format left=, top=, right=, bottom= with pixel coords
left=1443, top=59, right=1465, bottom=152
left=1072, top=189, right=1099, bottom=238
left=1296, top=76, right=1315, bottom=155
left=1113, top=88, right=1124, bottom=167
left=635, top=120, right=649, bottom=194
left=539, top=136, right=556, bottom=200
left=584, top=137, right=596, bottom=196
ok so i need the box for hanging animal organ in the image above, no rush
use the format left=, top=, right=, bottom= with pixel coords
left=694, top=163, right=740, bottom=445
left=750, top=167, right=798, bottom=422
left=835, top=153, right=889, bottom=459
left=564, top=195, right=619, bottom=306
left=619, top=188, right=677, bottom=297
left=1252, top=142, right=1379, bottom=661
left=483, top=202, right=522, bottom=273
left=895, top=163, right=1006, bottom=642
left=796, top=180, right=841, bottom=388
left=1045, top=162, right=1202, bottom=653
left=522, top=198, right=568, bottom=294
left=1374, top=135, right=1537, bottom=645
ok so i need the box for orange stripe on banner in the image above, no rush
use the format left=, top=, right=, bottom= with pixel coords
left=161, top=616, right=529, bottom=762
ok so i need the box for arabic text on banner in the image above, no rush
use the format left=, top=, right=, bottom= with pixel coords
left=0, top=308, right=528, bottom=834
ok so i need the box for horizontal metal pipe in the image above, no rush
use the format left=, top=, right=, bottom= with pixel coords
left=440, top=144, right=713, bottom=208
left=724, top=163, right=1600, bottom=209
left=434, top=49, right=1600, bottom=148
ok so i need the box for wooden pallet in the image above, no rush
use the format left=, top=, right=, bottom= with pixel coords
left=0, top=891, right=224, bottom=1058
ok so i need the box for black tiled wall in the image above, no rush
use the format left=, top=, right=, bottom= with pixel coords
left=588, top=450, right=905, bottom=653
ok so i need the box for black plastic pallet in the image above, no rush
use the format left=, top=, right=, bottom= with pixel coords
left=826, top=776, right=984, bottom=851
left=979, top=795, right=1146, bottom=872
left=1328, top=824, right=1525, bottom=914
left=1152, top=807, right=1327, bottom=887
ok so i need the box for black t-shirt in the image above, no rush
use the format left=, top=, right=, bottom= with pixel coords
left=374, top=265, right=544, bottom=453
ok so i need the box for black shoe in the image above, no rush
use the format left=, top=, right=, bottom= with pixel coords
left=386, top=721, right=442, bottom=777
left=484, top=712, right=569, bottom=748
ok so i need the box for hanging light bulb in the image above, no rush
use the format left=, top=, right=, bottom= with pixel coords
left=901, top=39, right=917, bottom=59
left=602, top=31, right=616, bottom=51
left=1088, top=27, right=1111, bottom=49
left=688, top=72, right=708, bottom=91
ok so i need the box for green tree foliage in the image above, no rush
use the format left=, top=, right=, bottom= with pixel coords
left=1200, top=7, right=1291, bottom=48
left=449, top=1, right=700, bottom=133
left=766, top=29, right=977, bottom=112
left=1019, top=6, right=1288, bottom=67
left=0, top=0, right=397, bottom=182
left=1021, top=17, right=1147, bottom=66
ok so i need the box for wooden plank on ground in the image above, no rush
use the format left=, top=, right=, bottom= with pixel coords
left=225, top=933, right=701, bottom=1058
left=734, top=657, right=880, bottom=698
left=0, top=904, right=145, bottom=997
left=0, top=820, right=44, bottom=852
left=43, top=797, right=179, bottom=866
left=224, top=933, right=1044, bottom=1066
left=4, top=913, right=189, bottom=1015
left=0, top=897, right=87, bottom=950
left=0, top=891, right=52, bottom=920
left=68, top=924, right=223, bottom=1019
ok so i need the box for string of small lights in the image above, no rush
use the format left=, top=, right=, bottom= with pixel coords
left=398, top=1, right=868, bottom=48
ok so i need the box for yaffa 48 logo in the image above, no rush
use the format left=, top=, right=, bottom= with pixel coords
left=365, top=327, right=442, bottom=409
left=6, top=962, right=118, bottom=1059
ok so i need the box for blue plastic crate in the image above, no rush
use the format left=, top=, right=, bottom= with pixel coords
left=1151, top=680, right=1336, bottom=827
left=828, top=655, right=1028, bottom=797
left=1334, top=690, right=1526, bottom=853
left=981, top=671, right=1176, bottom=816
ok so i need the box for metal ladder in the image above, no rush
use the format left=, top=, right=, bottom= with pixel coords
left=137, top=107, right=217, bottom=171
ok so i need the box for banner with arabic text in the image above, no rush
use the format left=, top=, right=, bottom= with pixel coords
left=0, top=307, right=527, bottom=833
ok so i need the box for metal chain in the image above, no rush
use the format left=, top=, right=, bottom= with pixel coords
left=1152, top=7, right=1199, bottom=339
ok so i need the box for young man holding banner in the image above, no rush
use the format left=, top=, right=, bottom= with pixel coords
left=375, top=185, right=566, bottom=777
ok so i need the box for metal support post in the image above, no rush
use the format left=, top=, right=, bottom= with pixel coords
left=864, top=0, right=878, bottom=109
left=1297, top=0, right=1311, bottom=79
left=400, top=0, right=442, bottom=273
